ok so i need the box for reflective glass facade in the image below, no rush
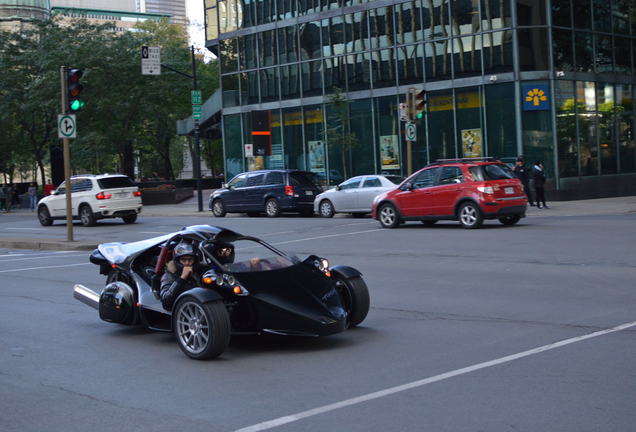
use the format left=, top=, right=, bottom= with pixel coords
left=206, top=0, right=636, bottom=197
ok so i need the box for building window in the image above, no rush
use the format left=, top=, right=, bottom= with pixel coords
left=483, top=30, right=513, bottom=74
left=486, top=83, right=517, bottom=162
left=427, top=89, right=456, bottom=161
left=551, top=0, right=571, bottom=28
left=425, top=40, right=452, bottom=81
left=598, top=83, right=617, bottom=174
left=223, top=114, right=243, bottom=178
left=554, top=80, right=578, bottom=177
left=574, top=32, right=593, bottom=73
left=220, top=38, right=238, bottom=73
left=280, top=64, right=300, bottom=100
left=260, top=67, right=279, bottom=102
left=617, top=84, right=635, bottom=173
left=371, top=48, right=396, bottom=88
left=577, top=81, right=598, bottom=176
left=552, top=29, right=573, bottom=72
left=300, top=21, right=321, bottom=60
left=347, top=52, right=371, bottom=91
left=517, top=0, right=546, bottom=26
left=397, top=44, right=423, bottom=85
left=594, top=34, right=613, bottom=74
left=480, top=0, right=511, bottom=30
left=370, top=6, right=394, bottom=50
left=301, top=60, right=323, bottom=97
left=222, top=74, right=240, bottom=107
left=452, top=34, right=482, bottom=78
left=572, top=0, right=591, bottom=30
left=518, top=28, right=549, bottom=71
left=455, top=87, right=484, bottom=158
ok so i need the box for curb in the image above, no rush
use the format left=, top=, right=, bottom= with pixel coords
left=0, top=238, right=97, bottom=251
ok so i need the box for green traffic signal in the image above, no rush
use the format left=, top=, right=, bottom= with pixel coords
left=67, top=68, right=85, bottom=112
left=70, top=99, right=85, bottom=111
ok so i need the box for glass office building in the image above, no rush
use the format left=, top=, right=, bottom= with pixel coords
left=204, top=0, right=636, bottom=199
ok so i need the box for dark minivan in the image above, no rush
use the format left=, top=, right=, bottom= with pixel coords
left=209, top=170, right=322, bottom=217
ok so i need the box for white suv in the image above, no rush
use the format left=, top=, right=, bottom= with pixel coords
left=37, top=174, right=142, bottom=227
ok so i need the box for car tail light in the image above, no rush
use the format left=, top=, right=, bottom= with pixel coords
left=477, top=186, right=495, bottom=194
left=96, top=191, right=112, bottom=200
left=133, top=191, right=141, bottom=197
left=285, top=185, right=294, bottom=196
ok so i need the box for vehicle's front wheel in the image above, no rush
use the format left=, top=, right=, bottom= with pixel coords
left=319, top=200, right=335, bottom=218
left=458, top=202, right=483, bottom=229
left=265, top=198, right=280, bottom=217
left=79, top=205, right=96, bottom=227
left=211, top=199, right=226, bottom=217
left=37, top=206, right=53, bottom=226
left=378, top=203, right=400, bottom=228
left=498, top=215, right=521, bottom=226
left=334, top=275, right=370, bottom=328
left=122, top=214, right=137, bottom=224
left=173, top=298, right=231, bottom=360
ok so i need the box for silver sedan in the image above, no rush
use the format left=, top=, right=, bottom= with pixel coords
left=314, top=175, right=403, bottom=217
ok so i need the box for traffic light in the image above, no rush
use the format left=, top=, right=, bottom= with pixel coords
left=67, top=68, right=85, bottom=112
left=414, top=88, right=426, bottom=119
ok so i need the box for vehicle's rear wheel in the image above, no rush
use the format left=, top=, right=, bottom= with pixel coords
left=421, top=220, right=437, bottom=226
left=458, top=202, right=483, bottom=229
left=265, top=198, right=280, bottom=217
left=319, top=200, right=335, bottom=218
left=378, top=203, right=400, bottom=228
left=498, top=215, right=521, bottom=226
left=173, top=298, right=231, bottom=360
left=37, top=206, right=53, bottom=226
left=212, top=200, right=226, bottom=217
left=79, top=205, right=96, bottom=227
left=334, top=275, right=370, bottom=328
left=122, top=214, right=137, bottom=224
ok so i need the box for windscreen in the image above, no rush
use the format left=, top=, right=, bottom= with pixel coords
left=98, top=177, right=135, bottom=189
left=289, top=171, right=320, bottom=187
left=220, top=239, right=294, bottom=273
left=470, top=164, right=515, bottom=181
left=385, top=175, right=405, bottom=184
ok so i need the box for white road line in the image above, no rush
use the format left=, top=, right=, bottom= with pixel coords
left=4, top=227, right=48, bottom=230
left=271, top=229, right=384, bottom=246
left=0, top=262, right=90, bottom=273
left=139, top=231, right=170, bottom=234
left=257, top=231, right=296, bottom=237
left=0, top=253, right=86, bottom=263
left=235, top=320, right=636, bottom=432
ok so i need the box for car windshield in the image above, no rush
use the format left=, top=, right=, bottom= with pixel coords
left=98, top=177, right=135, bottom=189
left=219, top=239, right=295, bottom=273
left=289, top=171, right=320, bottom=187
left=470, top=164, right=515, bottom=181
left=385, top=175, right=405, bottom=184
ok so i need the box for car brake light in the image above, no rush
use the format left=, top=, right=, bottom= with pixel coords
left=477, top=186, right=495, bottom=194
left=285, top=185, right=294, bottom=196
left=96, top=191, right=112, bottom=200
left=133, top=191, right=141, bottom=197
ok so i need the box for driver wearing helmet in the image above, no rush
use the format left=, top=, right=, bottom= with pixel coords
left=160, top=241, right=202, bottom=311
left=210, top=243, right=235, bottom=267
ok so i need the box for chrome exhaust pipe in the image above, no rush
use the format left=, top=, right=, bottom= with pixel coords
left=73, top=284, right=100, bottom=310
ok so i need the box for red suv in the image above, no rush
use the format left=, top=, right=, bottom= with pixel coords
left=372, top=159, right=527, bottom=229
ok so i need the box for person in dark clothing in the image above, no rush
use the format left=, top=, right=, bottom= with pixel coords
left=533, top=161, right=549, bottom=209
left=513, top=155, right=534, bottom=206
left=160, top=241, right=203, bottom=311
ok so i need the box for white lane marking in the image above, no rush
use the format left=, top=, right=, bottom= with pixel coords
left=4, top=227, right=48, bottom=231
left=271, top=229, right=384, bottom=246
left=0, top=262, right=90, bottom=273
left=235, top=320, right=636, bottom=432
left=0, top=253, right=86, bottom=263
left=257, top=231, right=296, bottom=237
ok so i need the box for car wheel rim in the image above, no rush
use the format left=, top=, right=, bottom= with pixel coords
left=81, top=209, right=89, bottom=224
left=38, top=209, right=48, bottom=223
left=176, top=302, right=210, bottom=355
left=461, top=206, right=476, bottom=225
left=266, top=201, right=277, bottom=215
left=213, top=202, right=223, bottom=215
left=334, top=279, right=352, bottom=326
left=320, top=202, right=332, bottom=216
left=380, top=206, right=395, bottom=225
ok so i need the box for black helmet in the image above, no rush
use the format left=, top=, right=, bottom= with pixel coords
left=210, top=242, right=235, bottom=265
left=173, top=241, right=196, bottom=260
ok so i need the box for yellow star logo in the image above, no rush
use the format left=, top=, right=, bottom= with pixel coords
left=526, top=88, right=547, bottom=107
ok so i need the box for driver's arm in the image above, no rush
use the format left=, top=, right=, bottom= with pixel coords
left=160, top=271, right=187, bottom=311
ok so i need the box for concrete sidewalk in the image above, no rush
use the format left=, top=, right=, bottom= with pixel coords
left=1, top=193, right=635, bottom=251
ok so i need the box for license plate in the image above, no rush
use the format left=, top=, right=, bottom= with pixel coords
left=305, top=191, right=313, bottom=196
left=505, top=187, right=514, bottom=194
left=117, top=192, right=127, bottom=198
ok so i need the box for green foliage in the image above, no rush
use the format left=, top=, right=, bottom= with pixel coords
left=0, top=17, right=219, bottom=182
left=324, top=87, right=358, bottom=180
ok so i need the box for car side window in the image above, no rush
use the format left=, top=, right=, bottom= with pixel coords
left=362, top=177, right=381, bottom=188
left=339, top=178, right=361, bottom=190
left=437, top=167, right=463, bottom=185
left=247, top=173, right=265, bottom=186
left=71, top=179, right=83, bottom=193
left=411, top=168, right=440, bottom=189
left=227, top=174, right=248, bottom=188
left=56, top=181, right=66, bottom=194
left=264, top=172, right=284, bottom=185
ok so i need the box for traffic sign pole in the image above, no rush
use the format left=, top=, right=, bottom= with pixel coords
left=59, top=66, right=73, bottom=242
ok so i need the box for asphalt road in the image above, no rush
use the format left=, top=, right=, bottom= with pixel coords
left=1, top=212, right=635, bottom=432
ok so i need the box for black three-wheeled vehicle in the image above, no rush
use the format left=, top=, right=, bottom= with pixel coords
left=74, top=225, right=370, bottom=359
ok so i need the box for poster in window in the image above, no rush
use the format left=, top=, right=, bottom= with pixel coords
left=461, top=128, right=482, bottom=158
left=308, top=140, right=325, bottom=173
left=380, top=135, right=400, bottom=169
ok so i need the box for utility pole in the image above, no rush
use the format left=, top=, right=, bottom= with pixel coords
left=191, top=46, right=203, bottom=212
left=59, top=66, right=73, bottom=242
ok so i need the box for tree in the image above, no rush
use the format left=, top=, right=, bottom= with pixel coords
left=324, top=87, right=358, bottom=180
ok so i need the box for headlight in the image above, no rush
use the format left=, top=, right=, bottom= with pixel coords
left=313, top=258, right=330, bottom=275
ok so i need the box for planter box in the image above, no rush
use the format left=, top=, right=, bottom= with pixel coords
left=141, top=188, right=194, bottom=205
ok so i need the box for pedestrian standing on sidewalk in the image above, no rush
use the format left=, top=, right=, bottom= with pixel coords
left=28, top=182, right=38, bottom=211
left=0, top=185, right=5, bottom=212
left=513, top=155, right=534, bottom=206
left=4, top=184, right=13, bottom=212
left=533, top=161, right=549, bottom=209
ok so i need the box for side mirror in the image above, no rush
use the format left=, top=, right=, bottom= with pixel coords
left=54, top=190, right=62, bottom=195
left=335, top=185, right=342, bottom=191
left=222, top=183, right=229, bottom=189
left=401, top=182, right=414, bottom=191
